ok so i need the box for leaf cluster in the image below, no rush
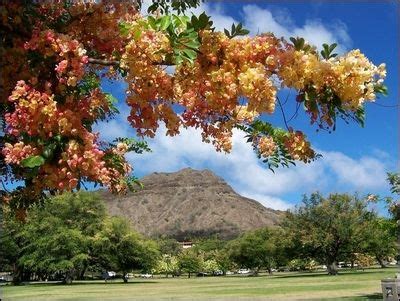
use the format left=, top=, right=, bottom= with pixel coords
left=147, top=0, right=202, bottom=15
left=236, top=120, right=320, bottom=171
left=289, top=37, right=314, bottom=53
left=224, top=23, right=249, bottom=39
left=20, top=134, right=68, bottom=178
left=320, top=43, right=338, bottom=60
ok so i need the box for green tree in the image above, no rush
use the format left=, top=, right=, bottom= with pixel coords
left=203, top=259, right=219, bottom=275
left=213, top=249, right=234, bottom=276
left=364, top=217, right=397, bottom=267
left=95, top=217, right=160, bottom=282
left=283, top=193, right=375, bottom=275
left=0, top=208, right=27, bottom=283
left=178, top=249, right=203, bottom=278
left=193, top=237, right=226, bottom=254
left=157, top=238, right=182, bottom=256
left=386, top=172, right=400, bottom=262
left=2, top=191, right=159, bottom=284
left=154, top=254, right=180, bottom=278
left=228, top=227, right=279, bottom=274
left=16, top=192, right=106, bottom=283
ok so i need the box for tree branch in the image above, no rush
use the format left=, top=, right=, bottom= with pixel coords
left=88, top=58, right=120, bottom=66
left=277, top=96, right=290, bottom=131
left=87, top=57, right=175, bottom=67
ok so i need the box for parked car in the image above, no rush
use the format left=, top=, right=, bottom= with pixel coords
left=196, top=272, right=208, bottom=277
left=225, top=271, right=234, bottom=275
left=213, top=270, right=223, bottom=276
left=139, top=273, right=153, bottom=278
left=102, top=271, right=116, bottom=280
left=237, top=269, right=250, bottom=274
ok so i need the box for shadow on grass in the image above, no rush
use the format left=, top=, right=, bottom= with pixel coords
left=13, top=280, right=160, bottom=287
left=317, top=293, right=383, bottom=300
left=271, top=269, right=390, bottom=280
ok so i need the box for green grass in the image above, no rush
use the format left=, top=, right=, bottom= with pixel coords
left=1, top=267, right=397, bottom=301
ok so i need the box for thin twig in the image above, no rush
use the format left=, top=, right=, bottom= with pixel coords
left=287, top=102, right=301, bottom=123
left=370, top=102, right=400, bottom=108
left=277, top=96, right=290, bottom=130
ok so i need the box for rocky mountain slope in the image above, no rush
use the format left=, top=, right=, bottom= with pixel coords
left=101, top=168, right=284, bottom=240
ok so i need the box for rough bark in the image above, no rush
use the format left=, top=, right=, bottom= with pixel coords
left=327, top=262, right=338, bottom=275
left=63, top=273, right=73, bottom=284
left=376, top=256, right=387, bottom=268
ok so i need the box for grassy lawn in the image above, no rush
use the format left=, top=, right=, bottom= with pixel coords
left=1, top=267, right=397, bottom=301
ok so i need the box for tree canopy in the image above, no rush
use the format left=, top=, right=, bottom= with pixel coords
left=282, top=193, right=379, bottom=275
left=0, top=1, right=387, bottom=211
left=0, top=191, right=159, bottom=283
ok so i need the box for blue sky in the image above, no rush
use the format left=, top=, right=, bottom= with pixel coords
left=95, top=1, right=399, bottom=210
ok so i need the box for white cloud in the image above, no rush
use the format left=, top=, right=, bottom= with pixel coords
left=124, top=124, right=389, bottom=210
left=321, top=150, right=388, bottom=190
left=95, top=119, right=131, bottom=142
left=242, top=5, right=351, bottom=52
left=238, top=192, right=292, bottom=211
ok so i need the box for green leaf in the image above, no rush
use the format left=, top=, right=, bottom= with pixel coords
left=174, top=55, right=184, bottom=65
left=198, top=12, right=209, bottom=27
left=118, top=22, right=133, bottom=36
left=182, top=48, right=197, bottom=60
left=182, top=39, right=200, bottom=49
left=147, top=3, right=158, bottom=14
left=147, top=16, right=157, bottom=30
left=159, top=16, right=171, bottom=31
left=21, top=155, right=45, bottom=168
left=42, top=144, right=56, bottom=159
left=329, top=43, right=337, bottom=52
left=299, top=38, right=305, bottom=49
left=172, top=15, right=188, bottom=28
left=374, top=84, right=388, bottom=96
left=354, top=107, right=365, bottom=127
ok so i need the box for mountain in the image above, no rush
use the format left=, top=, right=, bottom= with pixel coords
left=100, top=168, right=284, bottom=240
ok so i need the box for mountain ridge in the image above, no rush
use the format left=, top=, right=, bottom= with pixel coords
left=101, top=168, right=284, bottom=240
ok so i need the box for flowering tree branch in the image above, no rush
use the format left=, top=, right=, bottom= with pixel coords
left=87, top=58, right=120, bottom=66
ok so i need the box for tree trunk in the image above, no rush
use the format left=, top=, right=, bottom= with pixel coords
left=63, top=273, right=73, bottom=284
left=123, top=273, right=128, bottom=283
left=267, top=267, right=273, bottom=275
left=327, top=262, right=338, bottom=275
left=79, top=266, right=87, bottom=280
left=12, top=264, right=23, bottom=285
left=376, top=256, right=387, bottom=268
left=188, top=272, right=191, bottom=278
